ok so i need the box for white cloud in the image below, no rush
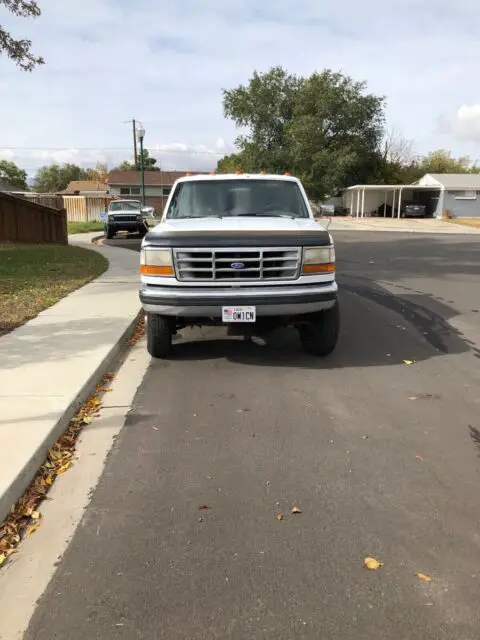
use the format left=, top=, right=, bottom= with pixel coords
left=1, top=0, right=480, bottom=174
left=442, top=105, right=480, bottom=142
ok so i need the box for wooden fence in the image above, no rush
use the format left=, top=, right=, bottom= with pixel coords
left=63, top=196, right=113, bottom=222
left=21, top=193, right=64, bottom=210
left=19, top=194, right=115, bottom=222
left=0, top=192, right=67, bottom=244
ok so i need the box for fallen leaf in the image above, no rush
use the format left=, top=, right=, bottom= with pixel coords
left=31, top=511, right=41, bottom=521
left=82, top=416, right=93, bottom=425
left=408, top=393, right=438, bottom=401
left=416, top=572, right=432, bottom=582
left=152, top=426, right=159, bottom=431
left=362, top=435, right=369, bottom=439
left=403, top=360, right=414, bottom=365
left=291, top=505, right=302, bottom=515
left=26, top=525, right=39, bottom=536
left=276, top=514, right=284, bottom=521
left=0, top=554, right=6, bottom=566
left=198, top=504, right=211, bottom=510
left=56, top=462, right=73, bottom=475
left=364, top=556, right=384, bottom=570
left=415, top=455, right=425, bottom=462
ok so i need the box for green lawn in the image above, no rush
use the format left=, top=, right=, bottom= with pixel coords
left=0, top=244, right=108, bottom=337
left=67, top=221, right=104, bottom=234
left=68, top=219, right=159, bottom=235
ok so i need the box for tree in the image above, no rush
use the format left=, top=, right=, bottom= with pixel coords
left=222, top=66, right=302, bottom=174
left=372, top=129, right=423, bottom=184
left=86, top=162, right=109, bottom=181
left=112, top=149, right=160, bottom=172
left=220, top=66, right=385, bottom=200
left=286, top=70, right=385, bottom=199
left=0, top=159, right=28, bottom=188
left=416, top=149, right=475, bottom=174
left=112, top=160, right=136, bottom=171
left=33, top=163, right=88, bottom=193
left=0, top=0, right=44, bottom=71
left=140, top=148, right=160, bottom=171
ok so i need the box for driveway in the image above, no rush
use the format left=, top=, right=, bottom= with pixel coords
left=325, top=217, right=480, bottom=234
left=24, top=232, right=480, bottom=640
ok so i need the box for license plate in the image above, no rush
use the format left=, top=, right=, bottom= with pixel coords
left=222, top=306, right=256, bottom=323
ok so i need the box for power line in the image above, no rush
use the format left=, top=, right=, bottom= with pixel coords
left=0, top=146, right=226, bottom=155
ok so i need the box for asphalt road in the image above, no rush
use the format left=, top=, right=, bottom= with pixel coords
left=26, top=232, right=480, bottom=639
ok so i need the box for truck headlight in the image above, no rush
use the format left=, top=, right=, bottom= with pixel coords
left=140, top=248, right=174, bottom=276
left=302, top=246, right=335, bottom=274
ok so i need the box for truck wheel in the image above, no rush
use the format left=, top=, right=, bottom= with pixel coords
left=299, top=303, right=340, bottom=356
left=106, top=226, right=115, bottom=239
left=146, top=313, right=172, bottom=358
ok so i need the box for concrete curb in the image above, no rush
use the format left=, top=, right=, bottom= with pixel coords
left=0, top=240, right=142, bottom=524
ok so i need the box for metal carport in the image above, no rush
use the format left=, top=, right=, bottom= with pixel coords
left=343, top=184, right=443, bottom=218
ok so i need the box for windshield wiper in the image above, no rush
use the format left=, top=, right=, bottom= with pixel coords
left=235, top=212, right=296, bottom=219
left=175, top=214, right=224, bottom=219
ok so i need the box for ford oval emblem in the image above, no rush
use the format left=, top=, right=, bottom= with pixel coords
left=231, top=262, right=245, bottom=270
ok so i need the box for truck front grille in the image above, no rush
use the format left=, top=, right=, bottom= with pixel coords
left=173, top=247, right=301, bottom=282
left=112, top=215, right=137, bottom=222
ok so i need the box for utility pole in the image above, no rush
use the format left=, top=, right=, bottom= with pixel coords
left=137, top=125, right=146, bottom=206
left=132, top=118, right=138, bottom=168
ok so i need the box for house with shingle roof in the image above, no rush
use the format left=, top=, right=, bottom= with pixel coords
left=57, top=180, right=109, bottom=196
left=107, top=170, right=207, bottom=212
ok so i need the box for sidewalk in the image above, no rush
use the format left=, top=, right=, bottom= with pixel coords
left=0, top=234, right=141, bottom=522
left=322, top=217, right=480, bottom=234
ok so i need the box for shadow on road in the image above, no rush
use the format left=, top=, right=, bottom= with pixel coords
left=165, top=285, right=471, bottom=369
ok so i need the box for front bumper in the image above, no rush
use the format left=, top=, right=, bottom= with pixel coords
left=139, top=281, right=337, bottom=317
left=106, top=219, right=147, bottom=230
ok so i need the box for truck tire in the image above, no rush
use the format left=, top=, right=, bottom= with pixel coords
left=299, top=303, right=340, bottom=356
left=146, top=313, right=172, bottom=358
left=106, top=226, right=115, bottom=239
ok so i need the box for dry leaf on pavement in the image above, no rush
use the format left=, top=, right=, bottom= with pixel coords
left=364, top=556, right=384, bottom=570
left=276, top=514, right=284, bottom=521
left=408, top=394, right=438, bottom=401
left=416, top=573, right=432, bottom=582
left=403, top=360, right=414, bottom=365
left=291, top=505, right=302, bottom=515
left=0, top=372, right=114, bottom=569
left=198, top=504, right=211, bottom=510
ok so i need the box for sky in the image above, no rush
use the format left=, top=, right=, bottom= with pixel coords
left=1, top=0, right=480, bottom=178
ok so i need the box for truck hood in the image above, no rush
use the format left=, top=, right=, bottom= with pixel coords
left=153, top=216, right=324, bottom=233
left=144, top=216, right=332, bottom=248
left=109, top=209, right=142, bottom=215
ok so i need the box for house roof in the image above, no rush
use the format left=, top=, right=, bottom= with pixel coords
left=422, top=173, right=480, bottom=189
left=107, top=170, right=207, bottom=187
left=0, top=180, right=25, bottom=192
left=58, top=180, right=109, bottom=194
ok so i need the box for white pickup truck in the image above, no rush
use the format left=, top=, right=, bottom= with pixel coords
left=139, top=173, right=339, bottom=358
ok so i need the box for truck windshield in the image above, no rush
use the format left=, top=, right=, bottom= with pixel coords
left=110, top=201, right=141, bottom=211
left=166, top=180, right=310, bottom=219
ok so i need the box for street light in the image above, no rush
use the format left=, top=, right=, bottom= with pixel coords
left=136, top=124, right=146, bottom=206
